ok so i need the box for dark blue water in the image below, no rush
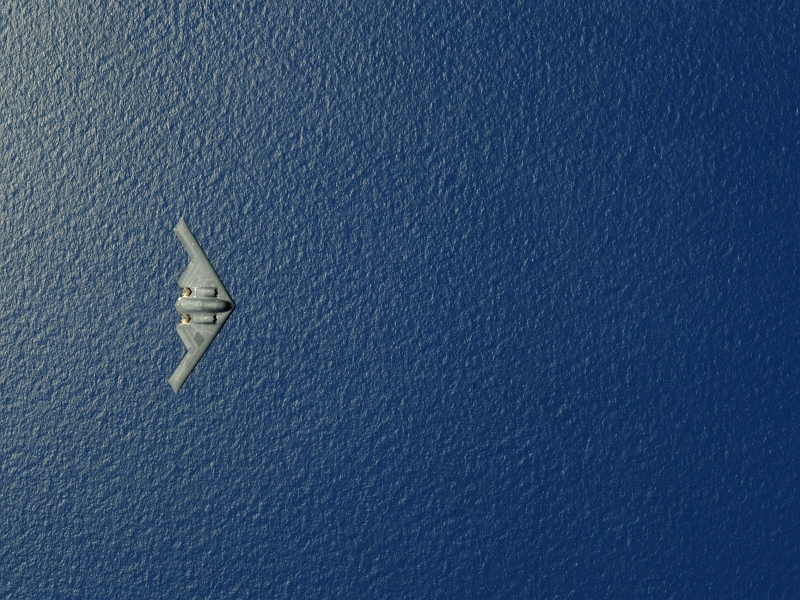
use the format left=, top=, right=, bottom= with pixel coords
left=1, top=1, right=798, bottom=597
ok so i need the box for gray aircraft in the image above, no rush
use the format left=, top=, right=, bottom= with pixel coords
left=169, top=218, right=236, bottom=392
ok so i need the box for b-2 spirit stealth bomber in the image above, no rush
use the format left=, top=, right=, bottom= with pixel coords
left=169, top=218, right=236, bottom=392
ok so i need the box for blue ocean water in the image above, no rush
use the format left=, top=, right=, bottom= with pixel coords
left=1, top=1, right=798, bottom=597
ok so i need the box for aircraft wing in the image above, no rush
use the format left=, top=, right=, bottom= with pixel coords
left=169, top=218, right=236, bottom=392
left=174, top=218, right=235, bottom=305
left=168, top=320, right=225, bottom=392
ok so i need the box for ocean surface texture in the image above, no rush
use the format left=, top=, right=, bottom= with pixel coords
left=1, top=1, right=798, bottom=598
